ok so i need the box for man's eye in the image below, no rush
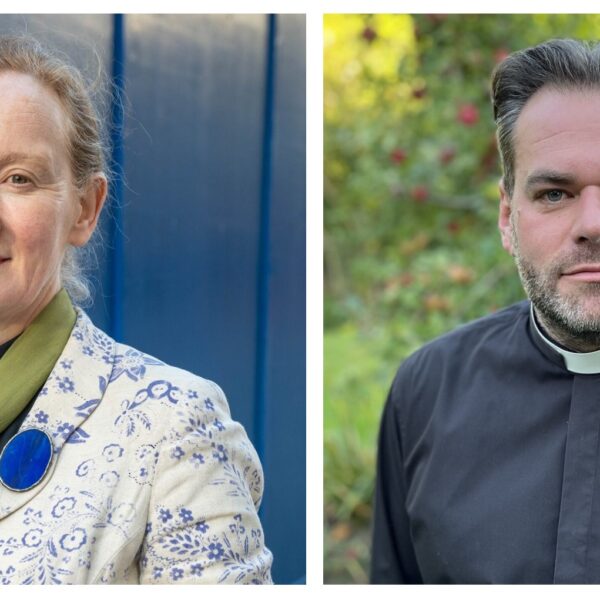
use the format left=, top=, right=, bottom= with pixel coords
left=544, top=189, right=565, bottom=202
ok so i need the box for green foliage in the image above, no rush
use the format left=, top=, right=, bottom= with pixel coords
left=324, top=14, right=600, bottom=584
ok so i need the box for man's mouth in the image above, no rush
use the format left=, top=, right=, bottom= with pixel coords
left=562, top=264, right=600, bottom=281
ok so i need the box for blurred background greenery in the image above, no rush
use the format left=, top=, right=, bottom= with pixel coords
left=323, top=14, right=600, bottom=584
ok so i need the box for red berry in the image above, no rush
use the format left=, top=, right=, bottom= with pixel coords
left=457, top=103, right=479, bottom=126
left=362, top=26, right=376, bottom=43
left=390, top=148, right=407, bottom=164
left=412, top=87, right=426, bottom=99
left=494, top=48, right=510, bottom=63
left=411, top=185, right=429, bottom=203
left=447, top=221, right=460, bottom=234
left=439, top=146, right=456, bottom=165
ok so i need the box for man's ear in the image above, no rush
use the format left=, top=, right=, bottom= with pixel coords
left=498, top=179, right=515, bottom=256
left=68, top=173, right=108, bottom=247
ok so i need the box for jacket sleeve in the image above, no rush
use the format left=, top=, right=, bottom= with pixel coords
left=370, top=378, right=423, bottom=584
left=138, top=379, right=273, bottom=584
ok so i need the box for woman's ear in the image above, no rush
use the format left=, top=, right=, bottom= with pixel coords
left=68, top=173, right=108, bottom=247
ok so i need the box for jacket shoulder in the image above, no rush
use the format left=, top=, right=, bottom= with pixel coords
left=110, top=340, right=228, bottom=409
left=71, top=308, right=229, bottom=415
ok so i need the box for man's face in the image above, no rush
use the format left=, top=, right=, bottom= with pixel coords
left=498, top=87, right=600, bottom=347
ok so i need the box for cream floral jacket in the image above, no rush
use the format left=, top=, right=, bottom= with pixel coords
left=0, top=309, right=273, bottom=584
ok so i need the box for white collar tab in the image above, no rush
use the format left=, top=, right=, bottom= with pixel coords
left=531, top=304, right=600, bottom=375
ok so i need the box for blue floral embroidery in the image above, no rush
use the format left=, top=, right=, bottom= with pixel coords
left=73, top=398, right=101, bottom=419
left=179, top=508, right=193, bottom=523
left=146, top=512, right=271, bottom=584
left=207, top=542, right=225, bottom=560
left=158, top=509, right=173, bottom=523
left=35, top=411, right=49, bottom=424
left=78, top=550, right=92, bottom=570
left=110, top=348, right=164, bottom=383
left=211, top=443, right=228, bottom=463
left=75, top=459, right=94, bottom=478
left=55, top=422, right=74, bottom=440
left=51, top=497, right=76, bottom=518
left=21, top=529, right=43, bottom=548
left=170, top=446, right=185, bottom=460
left=190, top=453, right=205, bottom=468
left=195, top=521, right=209, bottom=534
left=57, top=377, right=75, bottom=393
left=102, top=444, right=124, bottom=462
left=99, top=471, right=120, bottom=488
left=59, top=528, right=87, bottom=552
left=107, top=503, right=135, bottom=527
left=147, top=380, right=181, bottom=404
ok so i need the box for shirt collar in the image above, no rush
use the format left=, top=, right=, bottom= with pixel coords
left=530, top=303, right=600, bottom=374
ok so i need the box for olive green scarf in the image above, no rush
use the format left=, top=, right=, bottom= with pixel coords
left=0, top=289, right=76, bottom=434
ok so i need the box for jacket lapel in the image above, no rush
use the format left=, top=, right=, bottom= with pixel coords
left=0, top=309, right=115, bottom=519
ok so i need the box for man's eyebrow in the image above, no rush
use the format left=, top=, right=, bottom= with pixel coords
left=524, top=170, right=577, bottom=193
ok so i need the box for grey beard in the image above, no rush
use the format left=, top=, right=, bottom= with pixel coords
left=514, top=249, right=600, bottom=351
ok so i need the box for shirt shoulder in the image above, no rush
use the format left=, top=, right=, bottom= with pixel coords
left=389, top=300, right=530, bottom=410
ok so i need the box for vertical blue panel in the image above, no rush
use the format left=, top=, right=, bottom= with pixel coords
left=108, top=14, right=125, bottom=341
left=261, top=14, right=307, bottom=583
left=254, top=14, right=277, bottom=462
left=122, top=14, right=267, bottom=441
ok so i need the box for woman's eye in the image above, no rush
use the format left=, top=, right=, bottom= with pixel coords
left=7, top=174, right=31, bottom=185
left=544, top=189, right=565, bottom=202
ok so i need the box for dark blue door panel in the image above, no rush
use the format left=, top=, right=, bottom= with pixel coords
left=261, top=14, right=307, bottom=584
left=122, top=14, right=268, bottom=439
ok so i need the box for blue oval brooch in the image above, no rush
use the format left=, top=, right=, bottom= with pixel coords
left=0, top=428, right=53, bottom=492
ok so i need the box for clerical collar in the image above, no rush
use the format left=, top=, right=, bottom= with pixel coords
left=530, top=303, right=600, bottom=374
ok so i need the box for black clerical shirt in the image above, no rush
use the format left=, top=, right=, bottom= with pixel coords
left=371, top=300, right=600, bottom=584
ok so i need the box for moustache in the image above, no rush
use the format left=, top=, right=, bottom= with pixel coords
left=549, top=250, right=600, bottom=276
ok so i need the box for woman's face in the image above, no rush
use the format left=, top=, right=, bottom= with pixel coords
left=0, top=71, right=102, bottom=333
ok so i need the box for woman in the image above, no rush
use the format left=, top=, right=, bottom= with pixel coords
left=0, top=35, right=272, bottom=584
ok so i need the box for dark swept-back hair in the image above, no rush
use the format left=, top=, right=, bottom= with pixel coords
left=491, top=38, right=600, bottom=197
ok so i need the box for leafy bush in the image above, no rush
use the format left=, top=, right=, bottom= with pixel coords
left=324, top=14, right=600, bottom=584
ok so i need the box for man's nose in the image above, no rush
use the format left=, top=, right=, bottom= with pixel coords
left=573, top=187, right=600, bottom=243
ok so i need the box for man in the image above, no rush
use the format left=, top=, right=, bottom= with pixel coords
left=371, top=39, right=600, bottom=584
